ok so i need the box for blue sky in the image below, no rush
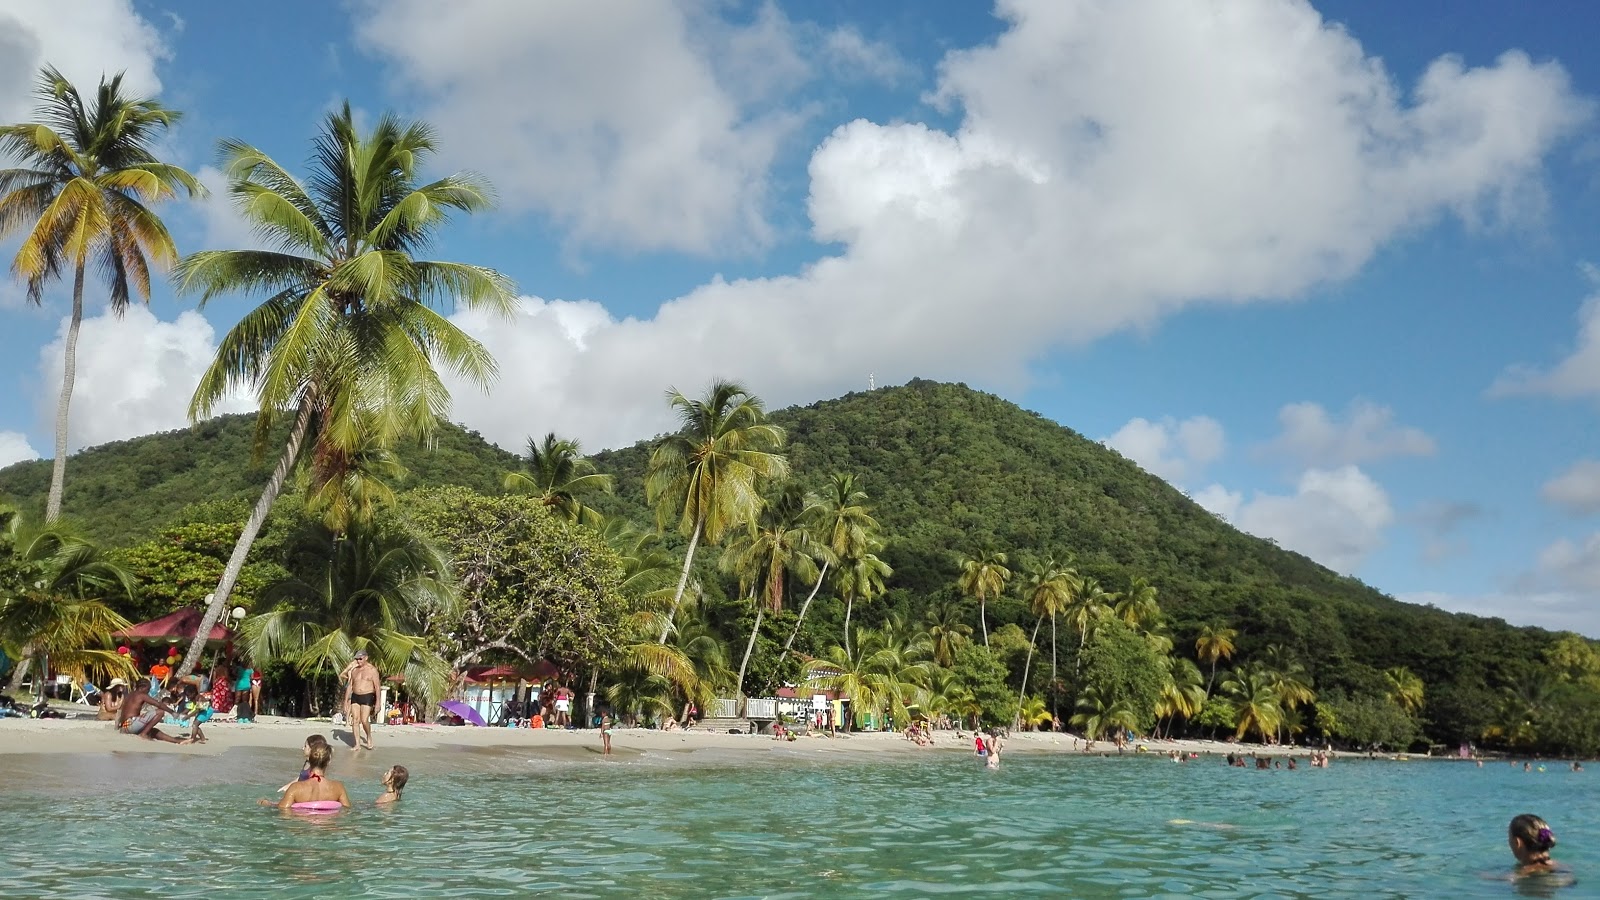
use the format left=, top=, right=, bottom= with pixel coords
left=1, top=1, right=1598, bottom=634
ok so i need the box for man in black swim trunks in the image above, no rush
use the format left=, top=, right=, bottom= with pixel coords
left=342, top=650, right=381, bottom=750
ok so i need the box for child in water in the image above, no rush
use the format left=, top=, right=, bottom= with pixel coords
left=1508, top=814, right=1561, bottom=877
left=376, top=765, right=408, bottom=804
left=279, top=734, right=329, bottom=792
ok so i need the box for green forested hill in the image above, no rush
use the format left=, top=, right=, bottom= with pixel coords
left=589, top=379, right=1550, bottom=741
left=0, top=380, right=1556, bottom=741
left=0, top=414, right=518, bottom=545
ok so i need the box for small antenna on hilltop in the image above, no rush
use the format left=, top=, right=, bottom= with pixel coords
left=869, top=373, right=875, bottom=390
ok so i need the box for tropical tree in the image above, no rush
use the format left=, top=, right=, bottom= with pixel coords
left=242, top=517, right=456, bottom=708
left=784, top=472, right=877, bottom=653
left=1221, top=669, right=1285, bottom=742
left=1019, top=695, right=1054, bottom=730
left=1194, top=623, right=1237, bottom=695
left=836, top=542, right=891, bottom=658
left=922, top=600, right=972, bottom=668
left=1015, top=554, right=1074, bottom=720
left=0, top=512, right=138, bottom=693
left=170, top=104, right=514, bottom=680
left=723, top=486, right=819, bottom=707
left=1384, top=666, right=1425, bottom=717
left=956, top=548, right=1010, bottom=648
left=1114, top=576, right=1160, bottom=630
left=1156, top=656, right=1207, bottom=738
left=0, top=66, right=203, bottom=522
left=1071, top=684, right=1140, bottom=741
left=646, top=381, right=788, bottom=643
left=1063, top=576, right=1116, bottom=671
left=503, top=432, right=614, bottom=525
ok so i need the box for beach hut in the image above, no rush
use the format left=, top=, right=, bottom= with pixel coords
left=460, top=661, right=559, bottom=724
left=111, top=608, right=236, bottom=683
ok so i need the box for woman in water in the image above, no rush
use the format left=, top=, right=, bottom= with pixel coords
left=1508, top=815, right=1560, bottom=876
left=278, top=734, right=329, bottom=793
left=267, top=742, right=351, bottom=811
left=376, top=765, right=408, bottom=804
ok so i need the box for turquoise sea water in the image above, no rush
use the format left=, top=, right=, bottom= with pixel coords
left=2, top=749, right=1596, bottom=898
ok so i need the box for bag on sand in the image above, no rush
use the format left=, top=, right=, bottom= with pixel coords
left=235, top=698, right=254, bottom=721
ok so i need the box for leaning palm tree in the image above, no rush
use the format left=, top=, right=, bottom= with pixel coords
left=503, top=432, right=614, bottom=525
left=1063, top=576, right=1117, bottom=672
left=1071, top=684, right=1140, bottom=742
left=784, top=472, right=877, bottom=653
left=0, top=66, right=203, bottom=522
left=1221, top=669, right=1284, bottom=743
left=1156, top=656, right=1207, bottom=738
left=169, top=103, right=515, bottom=680
left=646, top=381, right=788, bottom=643
left=0, top=513, right=138, bottom=693
left=957, top=548, right=1010, bottom=648
left=1194, top=623, right=1238, bottom=696
left=837, top=542, right=891, bottom=658
left=1015, top=554, right=1074, bottom=721
left=722, top=486, right=818, bottom=709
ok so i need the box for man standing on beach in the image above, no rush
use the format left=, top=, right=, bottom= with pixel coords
left=342, top=650, right=381, bottom=749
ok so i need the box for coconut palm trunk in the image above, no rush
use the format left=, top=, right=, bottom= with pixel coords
left=734, top=597, right=763, bottom=716
left=979, top=598, right=989, bottom=648
left=843, top=593, right=855, bottom=658
left=43, top=265, right=88, bottom=524
left=657, top=518, right=702, bottom=644
left=1050, top=614, right=1059, bottom=718
left=782, top=560, right=828, bottom=653
left=174, top=400, right=314, bottom=680
left=1016, top=617, right=1042, bottom=726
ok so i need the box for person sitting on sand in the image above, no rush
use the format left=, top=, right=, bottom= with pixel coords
left=97, top=678, right=128, bottom=721
left=279, top=734, right=330, bottom=792
left=267, top=743, right=351, bottom=810
left=1508, top=814, right=1562, bottom=878
left=376, top=765, right=408, bottom=804
left=114, top=681, right=191, bottom=744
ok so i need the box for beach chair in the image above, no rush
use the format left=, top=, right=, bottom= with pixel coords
left=61, top=676, right=98, bottom=706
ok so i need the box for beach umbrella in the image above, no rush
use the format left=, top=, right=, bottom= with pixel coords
left=438, top=699, right=486, bottom=726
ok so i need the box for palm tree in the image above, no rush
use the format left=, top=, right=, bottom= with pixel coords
left=1063, top=576, right=1116, bottom=672
left=243, top=517, right=458, bottom=709
left=1384, top=666, right=1425, bottom=717
left=303, top=439, right=407, bottom=534
left=723, top=486, right=819, bottom=708
left=169, top=103, right=513, bottom=681
left=503, top=432, right=614, bottom=525
left=1018, top=695, right=1054, bottom=731
left=0, top=66, right=203, bottom=523
left=0, top=512, right=138, bottom=693
left=646, top=381, right=788, bottom=643
left=1221, top=669, right=1284, bottom=742
left=1156, top=656, right=1207, bottom=738
left=957, top=549, right=1010, bottom=648
left=922, top=600, right=972, bottom=668
left=1071, top=684, right=1140, bottom=741
left=784, top=473, right=877, bottom=653
left=1015, top=554, right=1074, bottom=721
left=837, top=542, right=891, bottom=658
left=1194, top=623, right=1237, bottom=695
left=1115, top=576, right=1160, bottom=630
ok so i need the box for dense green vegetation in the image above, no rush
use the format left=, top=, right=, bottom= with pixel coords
left=4, top=378, right=1595, bottom=753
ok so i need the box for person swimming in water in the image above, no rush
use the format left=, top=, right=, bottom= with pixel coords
left=1508, top=814, right=1564, bottom=879
left=265, top=742, right=351, bottom=811
left=376, top=765, right=408, bottom=804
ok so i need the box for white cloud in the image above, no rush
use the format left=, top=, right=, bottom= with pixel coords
left=1200, top=465, right=1394, bottom=573
left=190, top=165, right=269, bottom=252
left=1542, top=459, right=1600, bottom=515
left=433, top=0, right=1587, bottom=453
left=36, top=306, right=253, bottom=451
left=0, top=0, right=168, bottom=122
left=350, top=0, right=807, bottom=255
left=1535, top=532, right=1600, bottom=594
left=823, top=26, right=917, bottom=86
left=0, top=431, right=38, bottom=468
left=1492, top=264, right=1600, bottom=398
left=1104, top=415, right=1225, bottom=482
left=1266, top=399, right=1436, bottom=466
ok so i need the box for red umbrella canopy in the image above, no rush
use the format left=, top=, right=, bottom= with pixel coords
left=461, top=661, right=559, bottom=683
left=112, top=607, right=233, bottom=643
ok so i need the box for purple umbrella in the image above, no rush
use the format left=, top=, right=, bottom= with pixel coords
left=437, top=699, right=486, bottom=726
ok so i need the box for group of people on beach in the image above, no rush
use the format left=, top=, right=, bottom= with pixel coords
left=261, top=732, right=407, bottom=811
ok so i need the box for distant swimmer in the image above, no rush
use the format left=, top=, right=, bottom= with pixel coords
left=1168, top=819, right=1236, bottom=830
